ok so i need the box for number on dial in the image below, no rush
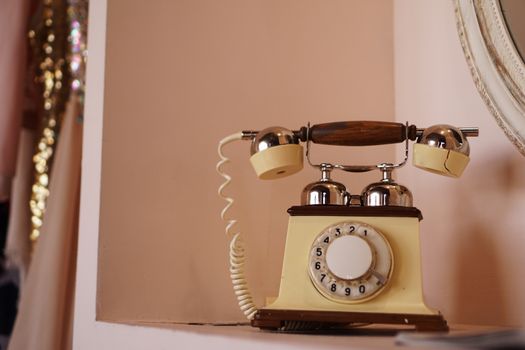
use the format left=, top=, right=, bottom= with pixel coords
left=308, top=221, right=393, bottom=303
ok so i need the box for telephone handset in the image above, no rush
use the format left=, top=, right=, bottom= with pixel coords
left=217, top=121, right=478, bottom=332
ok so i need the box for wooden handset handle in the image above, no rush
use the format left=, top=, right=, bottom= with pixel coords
left=297, top=121, right=418, bottom=146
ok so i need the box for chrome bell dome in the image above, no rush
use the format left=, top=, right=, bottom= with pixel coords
left=361, top=164, right=412, bottom=207
left=301, top=163, right=349, bottom=205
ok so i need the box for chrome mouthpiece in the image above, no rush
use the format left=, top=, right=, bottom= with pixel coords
left=413, top=124, right=477, bottom=177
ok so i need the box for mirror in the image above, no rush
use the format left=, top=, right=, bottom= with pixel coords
left=500, top=0, right=525, bottom=61
left=455, top=0, right=525, bottom=155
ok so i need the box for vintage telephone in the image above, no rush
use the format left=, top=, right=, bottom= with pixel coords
left=217, top=121, right=478, bottom=332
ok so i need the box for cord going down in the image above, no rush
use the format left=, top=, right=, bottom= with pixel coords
left=216, top=133, right=258, bottom=320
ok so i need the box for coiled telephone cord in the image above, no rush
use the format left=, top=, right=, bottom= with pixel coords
left=217, top=133, right=258, bottom=320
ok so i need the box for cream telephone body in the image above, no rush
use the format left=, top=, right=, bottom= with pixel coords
left=217, top=121, right=478, bottom=332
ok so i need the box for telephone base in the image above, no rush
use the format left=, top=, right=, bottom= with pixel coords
left=251, top=309, right=448, bottom=332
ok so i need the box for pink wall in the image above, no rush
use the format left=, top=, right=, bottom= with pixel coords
left=97, top=0, right=395, bottom=323
left=395, top=0, right=525, bottom=327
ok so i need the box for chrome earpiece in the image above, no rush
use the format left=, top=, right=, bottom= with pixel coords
left=249, top=126, right=303, bottom=179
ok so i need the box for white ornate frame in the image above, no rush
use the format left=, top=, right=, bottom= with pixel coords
left=455, top=0, right=525, bottom=155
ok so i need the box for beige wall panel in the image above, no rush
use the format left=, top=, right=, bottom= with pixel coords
left=98, top=0, right=394, bottom=323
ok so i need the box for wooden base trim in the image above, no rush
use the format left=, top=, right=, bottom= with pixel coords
left=287, top=205, right=423, bottom=220
left=251, top=309, right=448, bottom=332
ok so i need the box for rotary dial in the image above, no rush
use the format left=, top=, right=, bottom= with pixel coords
left=308, top=221, right=393, bottom=303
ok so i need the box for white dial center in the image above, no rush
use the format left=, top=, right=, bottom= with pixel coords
left=326, top=235, right=373, bottom=280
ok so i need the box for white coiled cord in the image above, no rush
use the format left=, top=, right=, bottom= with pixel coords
left=216, top=132, right=258, bottom=320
